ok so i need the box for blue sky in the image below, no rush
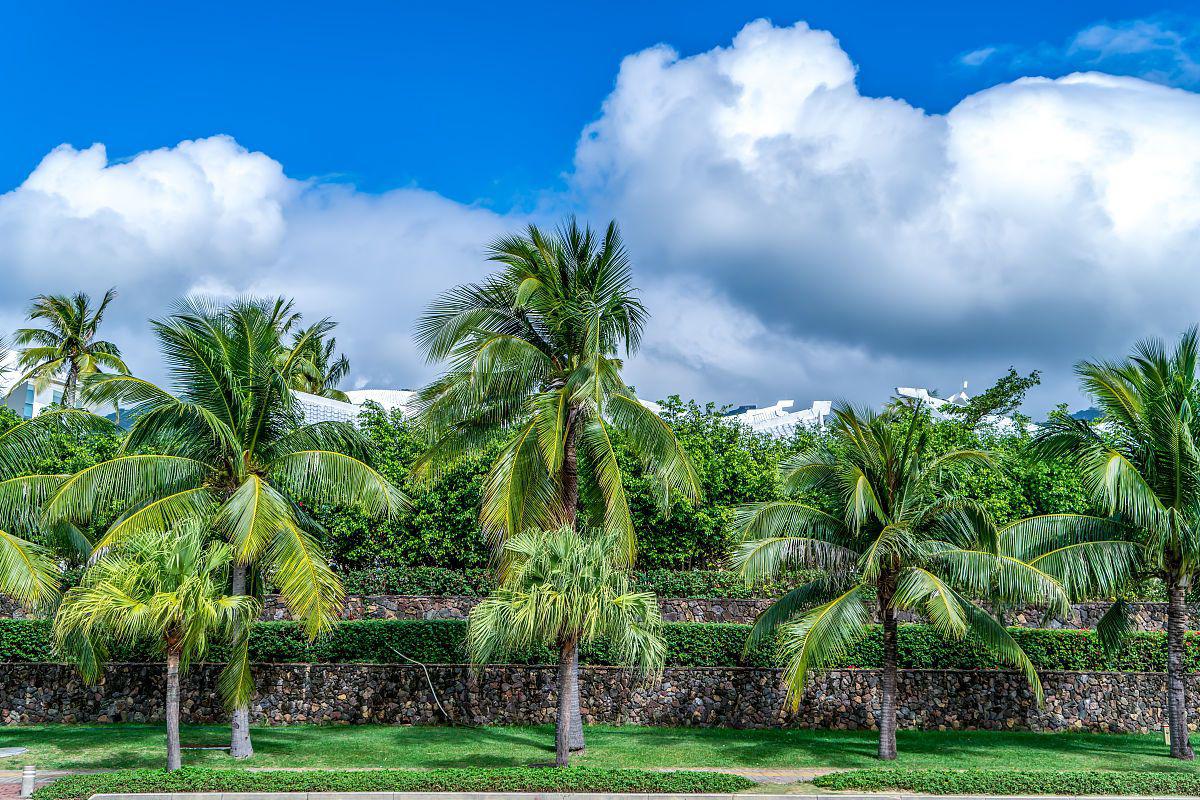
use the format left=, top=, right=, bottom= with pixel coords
left=3, top=1, right=1197, bottom=207
left=2, top=3, right=1200, bottom=412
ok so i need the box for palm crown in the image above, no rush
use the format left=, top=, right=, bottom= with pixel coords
left=415, top=219, right=699, bottom=559
left=43, top=297, right=406, bottom=636
left=11, top=288, right=128, bottom=407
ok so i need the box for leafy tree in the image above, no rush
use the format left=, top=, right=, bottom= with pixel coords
left=10, top=289, right=128, bottom=407
left=617, top=397, right=815, bottom=568
left=731, top=403, right=1063, bottom=760
left=0, top=409, right=115, bottom=609
left=1036, top=329, right=1200, bottom=760
left=54, top=526, right=259, bottom=771
left=43, top=296, right=406, bottom=759
left=467, top=526, right=664, bottom=766
left=316, top=404, right=501, bottom=570
left=943, top=368, right=1042, bottom=428
left=415, top=219, right=699, bottom=751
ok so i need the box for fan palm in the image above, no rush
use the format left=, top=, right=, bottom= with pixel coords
left=415, top=218, right=699, bottom=751
left=731, top=403, right=1065, bottom=760
left=467, top=526, right=665, bottom=766
left=10, top=289, right=128, bottom=407
left=55, top=526, right=260, bottom=771
left=43, top=296, right=406, bottom=759
left=1035, top=328, right=1200, bottom=759
left=286, top=322, right=352, bottom=402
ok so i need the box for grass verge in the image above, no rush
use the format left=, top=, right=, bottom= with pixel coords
left=34, top=766, right=755, bottom=800
left=813, top=768, right=1200, bottom=795
left=3, top=724, right=1199, bottom=772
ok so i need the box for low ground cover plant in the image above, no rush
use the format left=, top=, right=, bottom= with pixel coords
left=814, top=768, right=1200, bottom=795
left=34, top=766, right=754, bottom=800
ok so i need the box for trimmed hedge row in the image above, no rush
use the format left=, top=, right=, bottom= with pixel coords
left=33, top=766, right=756, bottom=800
left=336, top=565, right=819, bottom=599
left=2, top=618, right=1197, bottom=671
left=813, top=768, right=1200, bottom=795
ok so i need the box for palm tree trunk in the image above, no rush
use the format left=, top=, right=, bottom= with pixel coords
left=567, top=640, right=585, bottom=752
left=229, top=563, right=254, bottom=759
left=63, top=361, right=79, bottom=408
left=1168, top=574, right=1194, bottom=760
left=878, top=590, right=899, bottom=760
left=556, top=638, right=576, bottom=767
left=165, top=645, right=182, bottom=772
left=560, top=414, right=585, bottom=753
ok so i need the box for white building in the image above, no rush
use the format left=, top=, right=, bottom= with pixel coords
left=725, top=399, right=833, bottom=438
left=2, top=378, right=65, bottom=419
left=894, top=383, right=1032, bottom=433
left=295, top=388, right=417, bottom=425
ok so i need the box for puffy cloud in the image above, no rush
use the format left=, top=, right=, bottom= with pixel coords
left=0, top=135, right=514, bottom=390
left=575, top=19, right=1200, bottom=410
left=6, top=19, right=1200, bottom=413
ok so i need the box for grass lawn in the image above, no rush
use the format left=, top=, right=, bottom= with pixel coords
left=2, top=724, right=1199, bottom=773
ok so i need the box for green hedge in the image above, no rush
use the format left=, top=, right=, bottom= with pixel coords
left=3, top=618, right=1196, bottom=671
left=813, top=768, right=1200, bottom=795
left=334, top=565, right=817, bottom=599
left=34, top=766, right=755, bottom=800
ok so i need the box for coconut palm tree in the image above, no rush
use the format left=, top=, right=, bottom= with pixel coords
left=10, top=289, right=128, bottom=407
left=415, top=218, right=699, bottom=751
left=467, top=526, right=664, bottom=766
left=43, top=296, right=406, bottom=759
left=286, top=323, right=352, bottom=402
left=730, top=402, right=1065, bottom=760
left=55, top=525, right=259, bottom=771
left=1035, top=329, right=1200, bottom=760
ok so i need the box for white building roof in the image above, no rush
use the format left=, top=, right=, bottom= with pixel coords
left=726, top=399, right=832, bottom=438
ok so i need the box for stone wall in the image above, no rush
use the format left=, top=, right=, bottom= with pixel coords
left=4, top=593, right=1193, bottom=629
left=0, top=661, right=1188, bottom=733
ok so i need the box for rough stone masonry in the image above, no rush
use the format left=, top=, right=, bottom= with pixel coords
left=0, top=662, right=1191, bottom=733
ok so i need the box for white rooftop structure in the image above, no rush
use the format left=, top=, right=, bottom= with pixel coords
left=727, top=399, right=832, bottom=438
left=895, top=382, right=1033, bottom=433
left=295, top=388, right=417, bottom=425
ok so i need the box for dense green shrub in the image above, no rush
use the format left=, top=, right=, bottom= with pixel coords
left=34, top=766, right=755, bottom=800
left=334, top=565, right=823, bottom=599
left=813, top=768, right=1200, bottom=795
left=2, top=618, right=1195, bottom=671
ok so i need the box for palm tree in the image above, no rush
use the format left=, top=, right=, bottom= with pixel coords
left=11, top=289, right=128, bottom=407
left=467, top=526, right=665, bottom=766
left=1035, top=329, right=1200, bottom=760
left=415, top=218, right=699, bottom=751
left=55, top=526, right=259, bottom=771
left=730, top=403, right=1064, bottom=760
left=286, top=323, right=352, bottom=402
left=43, top=296, right=406, bottom=759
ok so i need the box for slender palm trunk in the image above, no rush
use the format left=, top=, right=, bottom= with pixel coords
left=561, top=413, right=586, bottom=753
left=165, top=645, right=182, bottom=772
left=556, top=638, right=577, bottom=767
left=1167, top=572, right=1194, bottom=760
left=229, top=564, right=254, bottom=759
left=878, top=583, right=898, bottom=761
left=63, top=361, right=79, bottom=408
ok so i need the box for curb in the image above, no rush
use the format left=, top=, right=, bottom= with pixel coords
left=83, top=794, right=1200, bottom=800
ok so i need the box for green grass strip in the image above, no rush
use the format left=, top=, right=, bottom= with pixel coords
left=34, top=766, right=756, bottom=800
left=813, top=767, right=1200, bottom=795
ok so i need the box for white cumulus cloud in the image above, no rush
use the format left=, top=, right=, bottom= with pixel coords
left=575, top=19, right=1200, bottom=410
